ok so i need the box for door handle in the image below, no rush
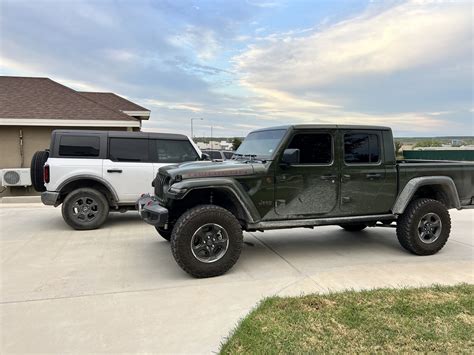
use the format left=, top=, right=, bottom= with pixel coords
left=320, top=175, right=337, bottom=180
left=366, top=173, right=382, bottom=180
left=320, top=175, right=337, bottom=183
left=342, top=174, right=351, bottom=181
left=107, top=169, right=123, bottom=173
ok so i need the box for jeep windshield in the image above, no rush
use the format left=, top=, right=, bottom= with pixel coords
left=234, top=129, right=286, bottom=160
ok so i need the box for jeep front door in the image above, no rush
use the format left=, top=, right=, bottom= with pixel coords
left=274, top=131, right=339, bottom=217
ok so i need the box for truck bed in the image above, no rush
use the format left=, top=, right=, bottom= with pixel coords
left=397, top=160, right=474, bottom=207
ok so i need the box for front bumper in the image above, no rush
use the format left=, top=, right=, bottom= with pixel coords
left=41, top=191, right=60, bottom=206
left=137, top=195, right=169, bottom=227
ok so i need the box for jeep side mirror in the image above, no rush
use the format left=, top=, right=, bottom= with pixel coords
left=201, top=153, right=210, bottom=161
left=281, top=148, right=300, bottom=165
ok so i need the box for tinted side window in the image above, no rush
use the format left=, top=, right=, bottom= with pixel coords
left=287, top=133, right=332, bottom=164
left=223, top=152, right=234, bottom=159
left=155, top=140, right=199, bottom=163
left=205, top=151, right=223, bottom=160
left=344, top=133, right=380, bottom=164
left=109, top=138, right=149, bottom=162
left=59, top=135, right=100, bottom=157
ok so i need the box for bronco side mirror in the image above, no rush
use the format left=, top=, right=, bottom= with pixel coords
left=201, top=153, right=210, bottom=161
left=281, top=148, right=300, bottom=165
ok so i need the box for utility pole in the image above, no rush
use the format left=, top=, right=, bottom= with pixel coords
left=210, top=126, right=213, bottom=150
left=190, top=118, right=203, bottom=138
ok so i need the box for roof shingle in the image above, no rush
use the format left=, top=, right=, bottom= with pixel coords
left=0, top=76, right=145, bottom=122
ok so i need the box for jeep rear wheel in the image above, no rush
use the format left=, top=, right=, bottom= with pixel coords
left=396, top=198, right=451, bottom=255
left=170, top=205, right=243, bottom=278
left=62, top=188, right=109, bottom=230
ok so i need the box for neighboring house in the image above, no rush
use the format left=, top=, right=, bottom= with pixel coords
left=0, top=76, right=150, bottom=196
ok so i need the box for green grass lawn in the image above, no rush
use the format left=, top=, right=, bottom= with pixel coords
left=221, top=284, right=473, bottom=353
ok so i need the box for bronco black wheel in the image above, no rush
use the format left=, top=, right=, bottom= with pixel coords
left=62, top=188, right=109, bottom=230
left=396, top=198, right=451, bottom=255
left=171, top=205, right=243, bottom=278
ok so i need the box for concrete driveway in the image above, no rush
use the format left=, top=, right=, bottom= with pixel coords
left=1, top=204, right=473, bottom=353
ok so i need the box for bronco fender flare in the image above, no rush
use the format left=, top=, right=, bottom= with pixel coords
left=392, top=176, right=461, bottom=214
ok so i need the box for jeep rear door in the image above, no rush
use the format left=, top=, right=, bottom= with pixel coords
left=103, top=137, right=154, bottom=203
left=274, top=130, right=339, bottom=217
left=339, top=130, right=395, bottom=215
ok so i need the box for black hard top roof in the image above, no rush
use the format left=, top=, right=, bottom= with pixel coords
left=251, top=124, right=391, bottom=133
left=52, top=129, right=189, bottom=140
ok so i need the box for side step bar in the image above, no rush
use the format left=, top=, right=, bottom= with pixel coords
left=247, top=214, right=396, bottom=231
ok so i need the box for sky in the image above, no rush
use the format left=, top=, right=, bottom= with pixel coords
left=0, top=0, right=472, bottom=137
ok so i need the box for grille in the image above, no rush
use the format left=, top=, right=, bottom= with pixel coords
left=154, top=173, right=168, bottom=200
left=3, top=171, right=20, bottom=185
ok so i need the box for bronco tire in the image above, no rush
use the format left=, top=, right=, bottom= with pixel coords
left=171, top=205, right=243, bottom=278
left=155, top=226, right=172, bottom=241
left=396, top=198, right=451, bottom=255
left=62, top=188, right=109, bottom=230
left=339, top=223, right=367, bottom=232
left=30, top=150, right=49, bottom=192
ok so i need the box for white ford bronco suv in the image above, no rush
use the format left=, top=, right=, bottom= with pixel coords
left=31, top=130, right=203, bottom=230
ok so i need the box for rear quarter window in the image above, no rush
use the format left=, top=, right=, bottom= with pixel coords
left=155, top=139, right=198, bottom=163
left=59, top=135, right=100, bottom=157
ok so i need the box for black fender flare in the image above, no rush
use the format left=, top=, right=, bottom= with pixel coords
left=166, top=178, right=261, bottom=223
left=392, top=176, right=461, bottom=214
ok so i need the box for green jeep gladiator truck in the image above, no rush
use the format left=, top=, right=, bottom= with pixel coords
left=138, top=125, right=474, bottom=278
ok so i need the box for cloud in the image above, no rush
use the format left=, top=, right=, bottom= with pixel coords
left=236, top=1, right=471, bottom=90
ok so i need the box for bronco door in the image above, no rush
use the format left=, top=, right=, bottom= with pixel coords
left=274, top=130, right=339, bottom=218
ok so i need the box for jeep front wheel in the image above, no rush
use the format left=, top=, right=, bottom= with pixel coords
left=396, top=198, right=451, bottom=255
left=170, top=205, right=243, bottom=278
left=62, top=188, right=109, bottom=230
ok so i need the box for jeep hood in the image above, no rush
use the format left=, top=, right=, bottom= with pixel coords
left=159, top=160, right=255, bottom=180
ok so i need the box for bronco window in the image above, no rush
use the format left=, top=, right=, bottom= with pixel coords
left=287, top=133, right=333, bottom=164
left=344, top=133, right=380, bottom=164
left=154, top=139, right=199, bottom=163
left=109, top=138, right=149, bottom=162
left=59, top=135, right=100, bottom=157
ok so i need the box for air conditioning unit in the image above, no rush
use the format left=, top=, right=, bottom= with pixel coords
left=1, top=168, right=32, bottom=187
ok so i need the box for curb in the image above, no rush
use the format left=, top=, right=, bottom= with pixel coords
left=0, top=196, right=42, bottom=204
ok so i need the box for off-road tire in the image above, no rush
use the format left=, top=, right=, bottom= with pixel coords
left=155, top=226, right=172, bottom=241
left=171, top=205, right=243, bottom=278
left=396, top=198, right=451, bottom=255
left=30, top=150, right=49, bottom=192
left=62, top=188, right=109, bottom=230
left=339, top=223, right=367, bottom=232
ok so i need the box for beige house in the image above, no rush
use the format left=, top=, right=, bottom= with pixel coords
left=0, top=76, right=150, bottom=196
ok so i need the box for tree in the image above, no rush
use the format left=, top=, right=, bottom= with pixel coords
left=232, top=138, right=242, bottom=151
left=414, top=140, right=442, bottom=148
left=394, top=140, right=403, bottom=157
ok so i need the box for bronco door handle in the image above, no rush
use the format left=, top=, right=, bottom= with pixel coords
left=320, top=174, right=337, bottom=180
left=107, top=169, right=123, bottom=173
